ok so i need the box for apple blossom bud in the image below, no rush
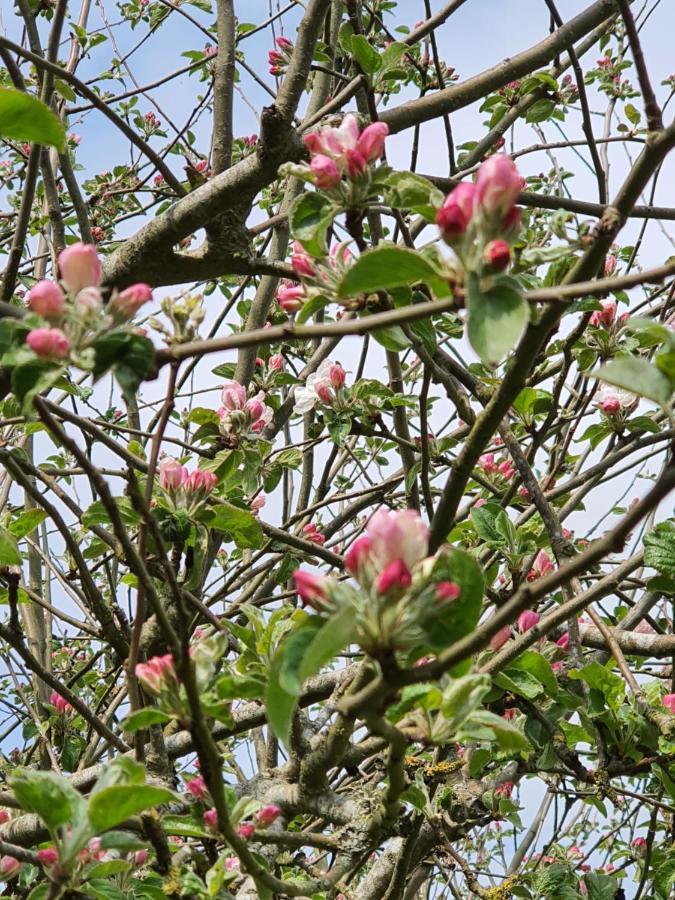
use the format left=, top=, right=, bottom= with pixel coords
left=489, top=626, right=511, bottom=650
left=436, top=183, right=476, bottom=244
left=268, top=354, right=284, bottom=371
left=186, top=776, right=208, bottom=800
left=601, top=396, right=621, bottom=416
left=328, top=363, right=346, bottom=389
left=291, top=242, right=316, bottom=278
left=251, top=494, right=266, bottom=512
left=50, top=692, right=72, bottom=715
left=663, top=693, right=675, bottom=712
left=27, top=327, right=70, bottom=359
left=37, top=848, right=58, bottom=867
left=159, top=456, right=187, bottom=491
left=110, top=283, right=152, bottom=320
left=0, top=856, right=21, bottom=878
left=58, top=242, right=101, bottom=293
left=256, top=804, right=281, bottom=827
left=604, top=254, right=617, bottom=276
left=0, top=810, right=8, bottom=826
left=276, top=36, right=293, bottom=50
left=184, top=469, right=218, bottom=494
left=315, top=381, right=334, bottom=405
left=277, top=284, right=305, bottom=312
left=134, top=849, right=148, bottom=866
left=517, top=610, right=540, bottom=633
left=135, top=653, right=177, bottom=695
left=203, top=808, right=218, bottom=830
left=293, top=570, right=329, bottom=608
left=435, top=580, right=461, bottom=602
left=556, top=632, right=570, bottom=651
left=345, top=536, right=372, bottom=575
left=74, top=287, right=103, bottom=316
left=346, top=148, right=367, bottom=178
left=238, top=823, right=255, bottom=840
left=355, top=121, right=389, bottom=162
left=221, top=379, right=247, bottom=411
left=310, top=155, right=341, bottom=189
left=375, top=558, right=412, bottom=594
left=475, top=154, right=521, bottom=219
left=483, top=239, right=511, bottom=271
left=589, top=299, right=616, bottom=328
left=28, top=280, right=65, bottom=318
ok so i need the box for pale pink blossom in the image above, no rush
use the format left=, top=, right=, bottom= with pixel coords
left=184, top=469, right=218, bottom=494
left=589, top=299, right=617, bottom=328
left=294, top=570, right=329, bottom=608
left=186, top=776, right=208, bottom=800
left=475, top=154, right=521, bottom=219
left=256, top=804, right=281, bottom=827
left=526, top=549, right=554, bottom=582
left=135, top=654, right=177, bottom=695
left=110, top=283, right=152, bottom=320
left=663, top=693, right=675, bottom=712
left=489, top=626, right=511, bottom=650
left=517, top=610, right=540, bottom=633
left=27, top=327, right=70, bottom=359
left=366, top=508, right=429, bottom=572
left=58, top=242, right=101, bottom=293
left=310, top=155, right=341, bottom=189
left=159, top=456, right=187, bottom=491
left=28, top=280, right=65, bottom=318
left=0, top=856, right=21, bottom=878
left=221, top=379, right=247, bottom=411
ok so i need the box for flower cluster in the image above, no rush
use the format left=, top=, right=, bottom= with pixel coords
left=436, top=154, right=523, bottom=273
left=294, top=508, right=464, bottom=652
left=293, top=359, right=347, bottom=414
left=268, top=35, right=293, bottom=75
left=24, top=242, right=151, bottom=363
left=277, top=242, right=353, bottom=316
left=218, top=379, right=274, bottom=438
left=595, top=385, right=639, bottom=422
left=303, top=113, right=389, bottom=188
left=158, top=456, right=218, bottom=515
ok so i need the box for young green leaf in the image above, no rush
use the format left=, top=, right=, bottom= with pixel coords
left=0, top=88, right=66, bottom=151
left=466, top=272, right=529, bottom=366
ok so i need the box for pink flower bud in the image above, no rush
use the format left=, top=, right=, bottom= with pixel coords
left=489, top=625, right=511, bottom=650
left=203, top=808, right=218, bottom=830
left=221, top=379, right=247, bottom=411
left=436, top=183, right=476, bottom=243
left=268, top=354, right=284, bottom=371
left=27, top=327, right=70, bottom=359
left=28, top=280, right=65, bottom=318
left=237, top=823, right=255, bottom=840
left=184, top=469, right=218, bottom=494
left=275, top=36, right=293, bottom=50
left=556, top=632, right=570, bottom=651
left=74, top=287, right=103, bottom=316
left=497, top=459, right=515, bottom=479
left=310, top=155, right=341, bottom=189
left=256, top=804, right=281, bottom=827
left=246, top=398, right=265, bottom=422
left=58, top=242, right=101, bottom=293
left=589, top=299, right=616, bottom=328
left=134, top=849, right=148, bottom=866
left=0, top=810, right=8, bottom=826
left=110, top=283, right=152, bottom=320
left=355, top=121, right=389, bottom=162
left=526, top=549, right=554, bottom=581
left=483, top=239, right=511, bottom=271
left=632, top=837, right=646, bottom=850
left=366, top=508, right=428, bottom=572
left=663, top=693, right=675, bottom=712
left=159, top=456, right=187, bottom=491
left=375, top=558, right=412, bottom=594
left=328, top=363, right=346, bottom=389
left=277, top=283, right=305, bottom=312
left=315, top=381, right=334, bottom=405
left=0, top=856, right=21, bottom=878
left=186, top=776, right=208, bottom=801
left=251, top=494, right=266, bottom=512
left=293, top=570, right=329, bottom=608
left=50, top=691, right=72, bottom=715
left=268, top=50, right=284, bottom=66
left=479, top=453, right=498, bottom=474
left=135, top=654, right=177, bottom=695
left=601, top=396, right=621, bottom=415
left=495, top=780, right=514, bottom=798
left=291, top=242, right=316, bottom=277
left=37, top=848, right=58, bottom=867
left=346, top=148, right=367, bottom=178
left=604, top=255, right=617, bottom=276
left=517, top=610, right=540, bottom=633
left=344, top=536, right=372, bottom=575
left=475, top=154, right=521, bottom=219
left=436, top=580, right=461, bottom=602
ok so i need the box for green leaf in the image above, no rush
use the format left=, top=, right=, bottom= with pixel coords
left=467, top=273, right=529, bottom=365
left=645, top=521, right=675, bottom=578
left=9, top=508, right=48, bottom=539
left=289, top=192, right=336, bottom=256
left=10, top=769, right=85, bottom=832
left=350, top=35, right=382, bottom=75
left=371, top=324, right=412, bottom=352
left=460, top=709, right=531, bottom=751
left=82, top=498, right=140, bottom=528
left=597, top=356, right=672, bottom=407
left=203, top=502, right=263, bottom=549
left=11, top=360, right=65, bottom=415
left=583, top=872, right=619, bottom=900
left=495, top=669, right=544, bottom=699
left=0, top=528, right=21, bottom=566
left=510, top=651, right=558, bottom=697
left=264, top=644, right=300, bottom=748
left=297, top=606, right=355, bottom=683
left=337, top=245, right=439, bottom=298
left=471, top=502, right=505, bottom=545
left=525, top=98, right=556, bottom=123
left=625, top=102, right=641, bottom=125
left=122, top=708, right=171, bottom=733
left=422, top=547, right=485, bottom=651
left=92, top=332, right=156, bottom=394
left=88, top=785, right=177, bottom=832
left=0, top=87, right=65, bottom=150
left=440, top=674, right=491, bottom=732
left=383, top=172, right=444, bottom=221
